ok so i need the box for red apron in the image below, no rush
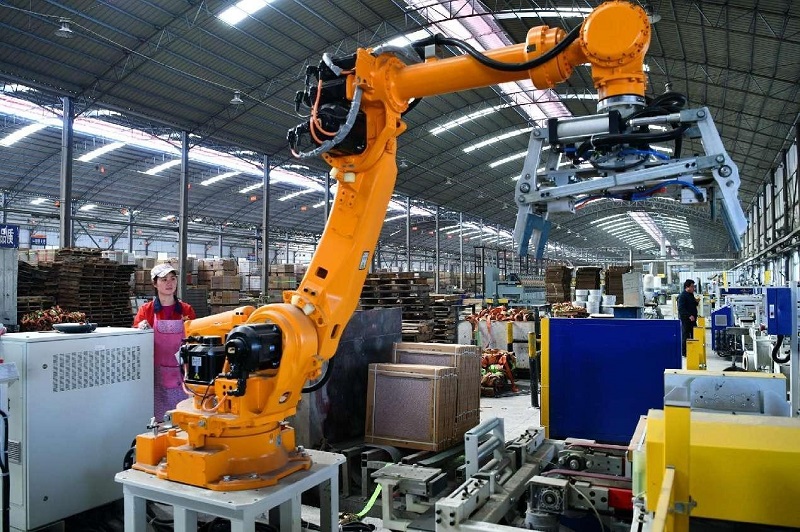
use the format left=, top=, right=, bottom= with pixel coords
left=153, top=315, right=186, bottom=420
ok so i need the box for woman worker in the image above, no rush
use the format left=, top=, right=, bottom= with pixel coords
left=133, top=263, right=196, bottom=421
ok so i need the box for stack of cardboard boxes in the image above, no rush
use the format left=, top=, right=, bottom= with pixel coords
left=198, top=259, right=241, bottom=314
left=237, top=259, right=261, bottom=294
left=133, top=257, right=158, bottom=295
left=266, top=264, right=298, bottom=302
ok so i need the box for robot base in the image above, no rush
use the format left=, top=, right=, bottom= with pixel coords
left=133, top=423, right=312, bottom=491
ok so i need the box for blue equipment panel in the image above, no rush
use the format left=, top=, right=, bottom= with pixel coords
left=710, top=306, right=734, bottom=351
left=766, top=287, right=792, bottom=335
left=547, top=318, right=681, bottom=444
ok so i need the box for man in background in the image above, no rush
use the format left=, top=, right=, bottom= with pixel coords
left=677, top=279, right=699, bottom=357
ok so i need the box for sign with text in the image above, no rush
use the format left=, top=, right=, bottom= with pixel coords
left=0, top=224, right=20, bottom=249
left=31, top=234, right=47, bottom=246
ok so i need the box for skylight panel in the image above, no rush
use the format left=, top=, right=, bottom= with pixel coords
left=144, top=159, right=181, bottom=175
left=430, top=105, right=509, bottom=135
left=200, top=171, right=240, bottom=186
left=494, top=8, right=593, bottom=19
left=0, top=123, right=48, bottom=147
left=77, top=142, right=125, bottom=162
left=463, top=127, right=533, bottom=153
left=218, top=0, right=269, bottom=26
left=239, top=182, right=262, bottom=194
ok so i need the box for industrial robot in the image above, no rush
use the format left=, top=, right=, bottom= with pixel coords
left=132, top=0, right=748, bottom=494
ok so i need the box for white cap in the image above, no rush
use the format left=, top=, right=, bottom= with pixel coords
left=151, top=263, right=178, bottom=280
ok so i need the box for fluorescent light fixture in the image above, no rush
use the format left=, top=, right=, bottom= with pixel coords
left=160, top=215, right=176, bottom=221
left=1, top=84, right=34, bottom=93
left=77, top=141, right=125, bottom=162
left=239, top=182, right=263, bottom=193
left=430, top=104, right=509, bottom=135
left=201, top=171, right=240, bottom=186
left=79, top=204, right=97, bottom=212
left=0, top=123, right=48, bottom=147
left=312, top=201, right=326, bottom=209
left=463, top=127, right=533, bottom=153
left=145, top=159, right=181, bottom=175
left=218, top=0, right=269, bottom=25
left=278, top=189, right=316, bottom=202
left=384, top=214, right=407, bottom=223
left=558, top=93, right=599, bottom=100
left=30, top=198, right=47, bottom=205
left=490, top=148, right=553, bottom=169
left=494, top=8, right=593, bottom=19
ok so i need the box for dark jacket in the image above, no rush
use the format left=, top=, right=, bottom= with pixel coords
left=677, top=290, right=698, bottom=320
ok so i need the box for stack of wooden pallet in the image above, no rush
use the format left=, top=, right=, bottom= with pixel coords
left=48, top=249, right=136, bottom=327
left=430, top=293, right=460, bottom=343
left=360, top=272, right=434, bottom=342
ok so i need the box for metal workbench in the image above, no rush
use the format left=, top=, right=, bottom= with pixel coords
left=115, top=449, right=345, bottom=532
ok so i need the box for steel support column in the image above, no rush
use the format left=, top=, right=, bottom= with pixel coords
left=459, top=212, right=464, bottom=290
left=127, top=209, right=134, bottom=253
left=178, top=132, right=189, bottom=300
left=59, top=97, right=74, bottom=248
left=435, top=206, right=440, bottom=293
left=261, top=156, right=271, bottom=296
left=406, top=197, right=412, bottom=272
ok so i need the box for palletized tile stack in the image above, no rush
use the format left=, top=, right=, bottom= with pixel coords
left=392, top=342, right=481, bottom=443
left=362, top=342, right=480, bottom=451
left=364, top=363, right=458, bottom=452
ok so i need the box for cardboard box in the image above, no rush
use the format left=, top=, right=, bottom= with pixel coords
left=210, top=291, right=240, bottom=305
left=210, top=275, right=241, bottom=290
left=392, top=342, right=481, bottom=439
left=365, top=363, right=457, bottom=451
left=213, top=259, right=238, bottom=273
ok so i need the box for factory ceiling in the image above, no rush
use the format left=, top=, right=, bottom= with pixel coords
left=0, top=0, right=798, bottom=262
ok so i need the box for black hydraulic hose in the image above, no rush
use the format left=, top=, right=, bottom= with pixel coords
left=302, top=356, right=335, bottom=393
left=0, top=409, right=9, bottom=532
left=412, top=24, right=582, bottom=73
left=772, top=335, right=789, bottom=364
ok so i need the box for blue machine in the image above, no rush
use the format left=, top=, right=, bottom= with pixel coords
left=710, top=305, right=734, bottom=351
left=766, top=287, right=793, bottom=335
left=545, top=318, right=681, bottom=444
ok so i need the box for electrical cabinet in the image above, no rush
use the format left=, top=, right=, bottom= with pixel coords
left=0, top=328, right=153, bottom=531
left=766, top=287, right=793, bottom=335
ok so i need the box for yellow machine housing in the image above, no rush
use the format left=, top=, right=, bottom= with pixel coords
left=645, top=409, right=800, bottom=528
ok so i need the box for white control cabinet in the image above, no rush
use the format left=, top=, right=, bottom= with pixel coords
left=0, top=327, right=153, bottom=531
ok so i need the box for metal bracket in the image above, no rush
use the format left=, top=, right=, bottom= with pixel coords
left=672, top=497, right=697, bottom=515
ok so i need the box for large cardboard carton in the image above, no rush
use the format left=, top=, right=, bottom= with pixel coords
left=365, top=363, right=457, bottom=451
left=392, top=342, right=481, bottom=441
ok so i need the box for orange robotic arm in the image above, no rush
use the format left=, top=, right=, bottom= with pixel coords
left=134, top=1, right=650, bottom=491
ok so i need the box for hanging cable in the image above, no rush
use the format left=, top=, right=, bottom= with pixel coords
left=302, top=356, right=336, bottom=393
left=411, top=24, right=581, bottom=73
